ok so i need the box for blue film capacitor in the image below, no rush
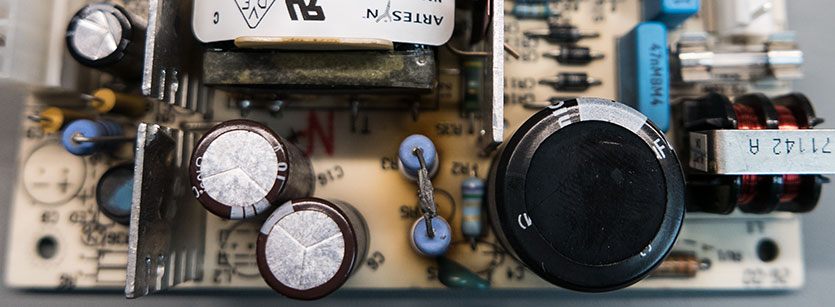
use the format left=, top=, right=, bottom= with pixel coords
left=398, top=134, right=439, bottom=181
left=61, top=119, right=123, bottom=156
left=411, top=216, right=452, bottom=257
left=461, top=177, right=485, bottom=241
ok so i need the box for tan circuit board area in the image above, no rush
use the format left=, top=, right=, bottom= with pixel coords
left=4, top=0, right=805, bottom=293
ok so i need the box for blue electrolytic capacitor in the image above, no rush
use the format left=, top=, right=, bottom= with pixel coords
left=398, top=134, right=439, bottom=181
left=461, top=177, right=485, bottom=244
left=61, top=119, right=124, bottom=156
left=410, top=216, right=452, bottom=257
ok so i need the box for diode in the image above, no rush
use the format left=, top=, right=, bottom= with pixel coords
left=543, top=46, right=604, bottom=65
left=61, top=119, right=133, bottom=156
left=398, top=134, right=439, bottom=181
left=461, top=176, right=485, bottom=249
left=540, top=73, right=602, bottom=91
left=525, top=25, right=599, bottom=43
left=86, top=88, right=147, bottom=117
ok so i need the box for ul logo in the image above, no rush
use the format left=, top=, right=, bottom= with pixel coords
left=286, top=0, right=325, bottom=21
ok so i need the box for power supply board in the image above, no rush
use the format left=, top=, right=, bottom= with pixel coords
left=0, top=0, right=827, bottom=301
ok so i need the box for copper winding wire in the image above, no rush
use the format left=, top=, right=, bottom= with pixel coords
left=733, top=104, right=765, bottom=206
left=733, top=103, right=806, bottom=206
left=775, top=105, right=805, bottom=203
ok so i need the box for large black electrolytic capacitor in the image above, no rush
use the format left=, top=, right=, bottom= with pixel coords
left=487, top=98, right=685, bottom=292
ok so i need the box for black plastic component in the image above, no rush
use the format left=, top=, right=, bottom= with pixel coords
left=488, top=98, right=685, bottom=292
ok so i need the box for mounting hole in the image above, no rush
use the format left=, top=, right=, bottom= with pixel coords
left=757, top=238, right=779, bottom=263
left=36, top=236, right=58, bottom=259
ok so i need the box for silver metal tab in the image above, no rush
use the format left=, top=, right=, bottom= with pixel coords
left=126, top=123, right=205, bottom=298
left=477, top=0, right=504, bottom=155
left=689, top=130, right=835, bottom=175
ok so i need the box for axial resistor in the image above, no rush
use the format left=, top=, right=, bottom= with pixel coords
left=461, top=177, right=485, bottom=245
left=511, top=3, right=554, bottom=19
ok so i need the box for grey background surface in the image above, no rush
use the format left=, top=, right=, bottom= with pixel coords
left=1, top=1, right=833, bottom=306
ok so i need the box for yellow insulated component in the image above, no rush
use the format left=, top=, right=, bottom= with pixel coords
left=90, top=88, right=147, bottom=117
left=33, top=107, right=89, bottom=133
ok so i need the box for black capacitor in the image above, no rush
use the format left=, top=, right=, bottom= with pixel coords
left=66, top=2, right=146, bottom=78
left=487, top=98, right=685, bottom=292
left=257, top=198, right=369, bottom=300
left=189, top=120, right=314, bottom=220
left=540, top=73, right=601, bottom=91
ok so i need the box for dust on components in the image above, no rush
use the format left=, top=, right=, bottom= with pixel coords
left=676, top=92, right=830, bottom=214
left=257, top=198, right=368, bottom=300
left=487, top=98, right=685, bottom=292
left=189, top=120, right=314, bottom=220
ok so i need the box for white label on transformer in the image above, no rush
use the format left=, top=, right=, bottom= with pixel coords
left=192, top=0, right=455, bottom=46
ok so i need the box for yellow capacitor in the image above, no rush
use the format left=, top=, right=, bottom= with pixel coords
left=36, top=107, right=89, bottom=133
left=90, top=88, right=147, bottom=117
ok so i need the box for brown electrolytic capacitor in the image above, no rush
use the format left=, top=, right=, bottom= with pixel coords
left=189, top=120, right=314, bottom=220
left=257, top=198, right=369, bottom=300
